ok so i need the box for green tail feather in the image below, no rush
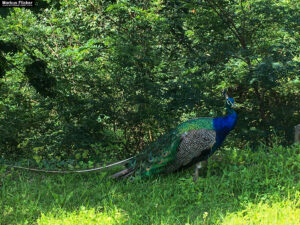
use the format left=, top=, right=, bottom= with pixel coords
left=141, top=137, right=181, bottom=177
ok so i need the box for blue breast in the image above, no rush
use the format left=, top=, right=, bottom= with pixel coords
left=211, top=112, right=237, bottom=155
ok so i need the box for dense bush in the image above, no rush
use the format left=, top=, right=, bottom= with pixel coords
left=0, top=0, right=299, bottom=164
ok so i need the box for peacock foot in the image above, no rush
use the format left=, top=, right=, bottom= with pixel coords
left=193, top=162, right=202, bottom=182
left=193, top=174, right=199, bottom=182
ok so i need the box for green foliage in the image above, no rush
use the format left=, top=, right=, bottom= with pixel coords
left=0, top=145, right=299, bottom=224
left=0, top=0, right=299, bottom=163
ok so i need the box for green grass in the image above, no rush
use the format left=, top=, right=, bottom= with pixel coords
left=1, top=144, right=299, bottom=225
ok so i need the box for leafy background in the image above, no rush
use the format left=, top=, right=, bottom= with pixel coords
left=0, top=0, right=299, bottom=167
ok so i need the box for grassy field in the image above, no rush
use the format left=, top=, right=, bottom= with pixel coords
left=1, top=144, right=299, bottom=225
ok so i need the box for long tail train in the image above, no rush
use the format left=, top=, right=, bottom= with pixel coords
left=1, top=156, right=135, bottom=174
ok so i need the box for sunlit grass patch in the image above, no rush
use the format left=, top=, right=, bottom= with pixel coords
left=37, top=206, right=127, bottom=225
left=220, top=198, right=300, bottom=225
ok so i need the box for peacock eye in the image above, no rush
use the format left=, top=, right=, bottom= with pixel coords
left=148, top=156, right=154, bottom=162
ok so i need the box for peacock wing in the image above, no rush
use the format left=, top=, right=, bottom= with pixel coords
left=131, top=129, right=182, bottom=177
left=165, top=129, right=216, bottom=173
left=129, top=117, right=215, bottom=177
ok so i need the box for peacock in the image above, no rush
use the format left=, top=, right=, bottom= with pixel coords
left=112, top=91, right=238, bottom=181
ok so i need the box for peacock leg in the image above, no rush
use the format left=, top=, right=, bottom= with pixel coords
left=193, top=162, right=202, bottom=182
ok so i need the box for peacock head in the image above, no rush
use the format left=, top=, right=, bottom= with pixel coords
left=223, top=90, right=236, bottom=112
left=226, top=97, right=235, bottom=108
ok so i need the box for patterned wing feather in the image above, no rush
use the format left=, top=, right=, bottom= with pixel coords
left=165, top=129, right=216, bottom=173
left=116, top=118, right=215, bottom=179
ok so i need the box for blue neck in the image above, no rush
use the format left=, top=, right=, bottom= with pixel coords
left=211, top=109, right=237, bottom=155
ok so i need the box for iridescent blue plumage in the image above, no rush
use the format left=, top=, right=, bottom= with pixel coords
left=212, top=97, right=237, bottom=155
